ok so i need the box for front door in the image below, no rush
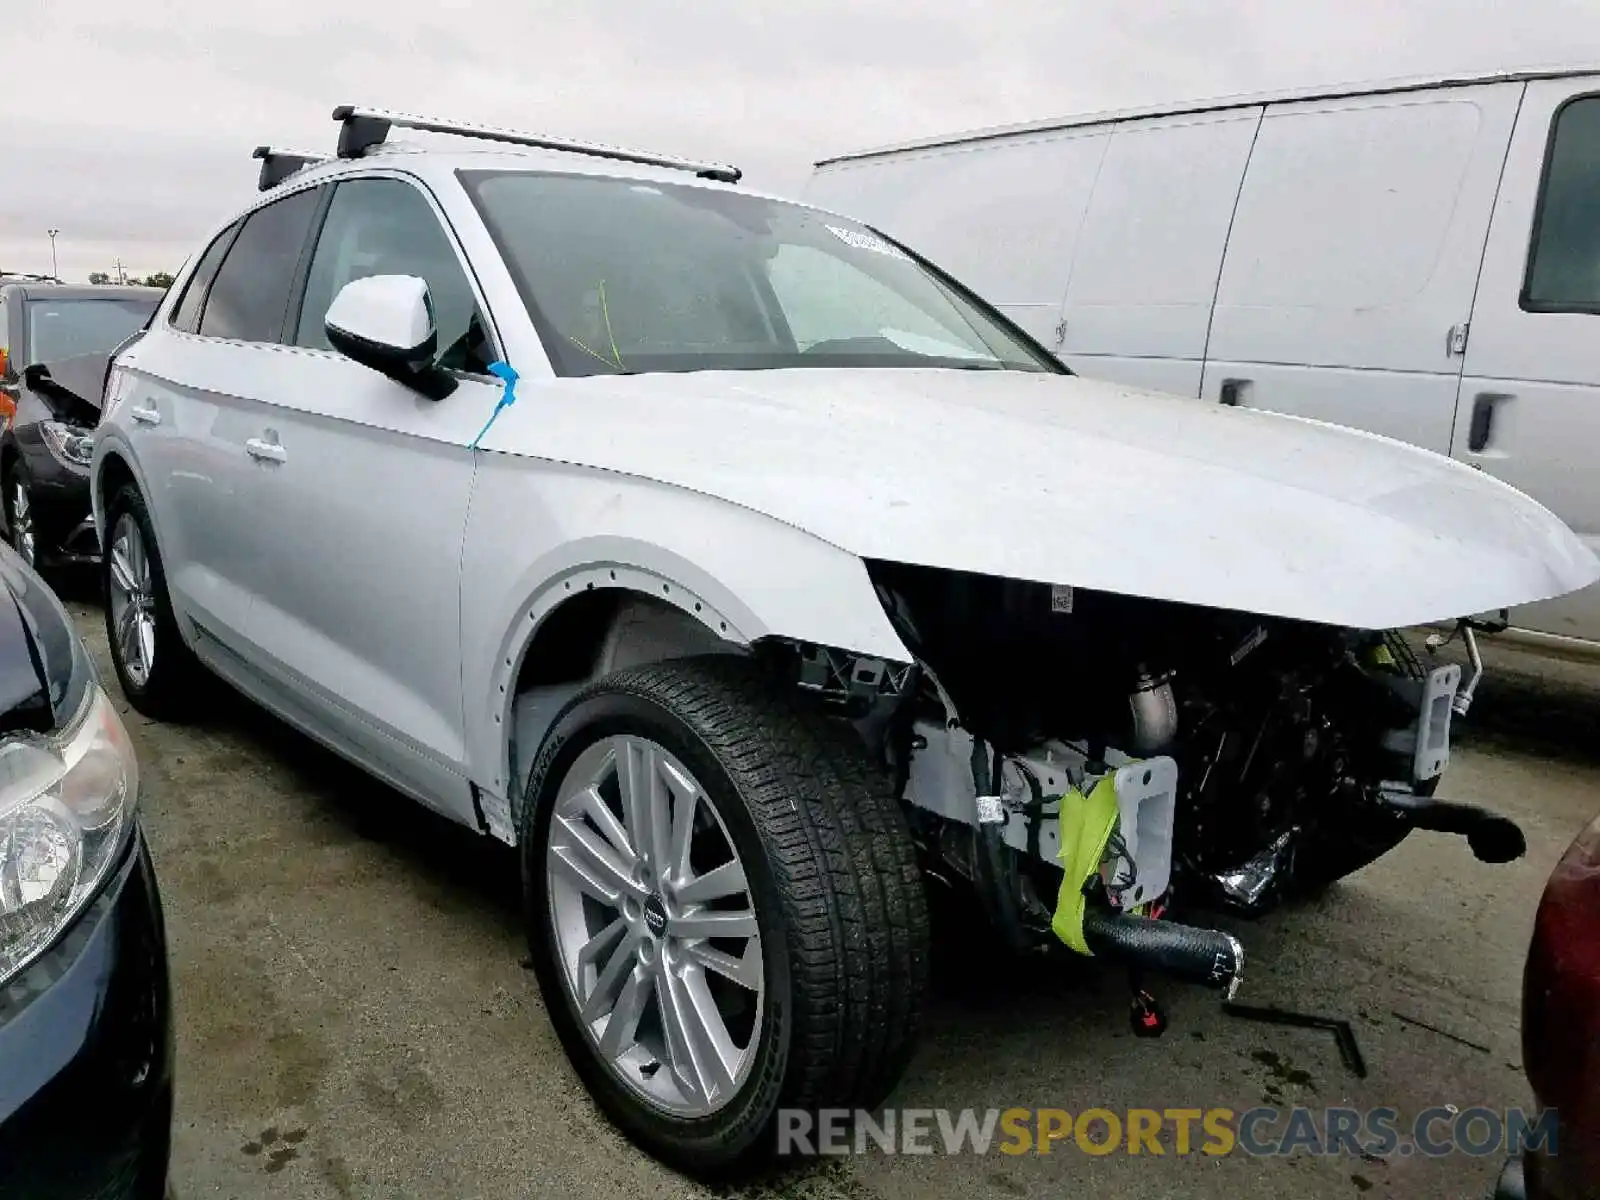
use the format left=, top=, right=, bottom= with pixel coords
left=1453, top=79, right=1600, bottom=645
left=239, top=173, right=505, bottom=823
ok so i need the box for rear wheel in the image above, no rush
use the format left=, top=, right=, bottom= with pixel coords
left=102, top=486, right=200, bottom=719
left=4, top=466, right=37, bottom=569
left=520, top=655, right=928, bottom=1178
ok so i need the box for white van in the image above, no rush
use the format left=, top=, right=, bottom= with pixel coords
left=807, top=67, right=1600, bottom=654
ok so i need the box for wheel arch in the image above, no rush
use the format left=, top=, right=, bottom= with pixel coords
left=472, top=531, right=912, bottom=812
left=486, top=551, right=755, bottom=806
left=91, top=443, right=145, bottom=534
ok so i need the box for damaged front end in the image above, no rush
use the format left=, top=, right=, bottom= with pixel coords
left=778, top=562, right=1528, bottom=1000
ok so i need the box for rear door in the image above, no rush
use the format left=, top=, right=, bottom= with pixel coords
left=119, top=191, right=321, bottom=651
left=1202, top=84, right=1521, bottom=452
left=1452, top=79, right=1600, bottom=644
left=242, top=172, right=503, bottom=824
left=806, top=128, right=1111, bottom=347
left=1055, top=108, right=1261, bottom=396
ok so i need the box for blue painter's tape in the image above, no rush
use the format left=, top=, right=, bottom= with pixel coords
left=470, top=360, right=520, bottom=449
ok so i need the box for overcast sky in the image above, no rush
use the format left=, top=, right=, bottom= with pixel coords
left=5, top=0, right=1600, bottom=281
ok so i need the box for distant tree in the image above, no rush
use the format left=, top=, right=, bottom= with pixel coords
left=139, top=272, right=176, bottom=289
left=88, top=271, right=111, bottom=285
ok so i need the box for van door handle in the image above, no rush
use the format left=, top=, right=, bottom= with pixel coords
left=245, top=437, right=287, bottom=463
left=1466, top=393, right=1511, bottom=453
left=1219, top=378, right=1250, bottom=407
left=129, top=405, right=161, bottom=426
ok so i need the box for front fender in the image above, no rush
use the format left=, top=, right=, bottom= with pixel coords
left=459, top=457, right=911, bottom=796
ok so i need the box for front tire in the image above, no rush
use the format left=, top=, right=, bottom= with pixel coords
left=520, top=655, right=929, bottom=1178
left=102, top=486, right=200, bottom=720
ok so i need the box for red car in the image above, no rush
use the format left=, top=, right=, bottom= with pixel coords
left=1499, top=815, right=1600, bottom=1199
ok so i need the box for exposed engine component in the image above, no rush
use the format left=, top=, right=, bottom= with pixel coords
left=863, top=560, right=1518, bottom=922
left=1128, top=668, right=1179, bottom=754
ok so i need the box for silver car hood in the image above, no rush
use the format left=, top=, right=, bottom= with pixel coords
left=484, top=368, right=1599, bottom=630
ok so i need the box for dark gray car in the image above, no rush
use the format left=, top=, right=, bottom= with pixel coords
left=0, top=284, right=162, bottom=568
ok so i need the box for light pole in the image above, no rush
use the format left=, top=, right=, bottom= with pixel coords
left=46, top=229, right=58, bottom=279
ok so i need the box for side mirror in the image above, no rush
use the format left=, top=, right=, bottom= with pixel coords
left=324, top=274, right=457, bottom=400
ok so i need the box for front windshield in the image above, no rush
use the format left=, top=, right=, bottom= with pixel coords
left=25, top=298, right=158, bottom=364
left=460, top=169, right=1061, bottom=377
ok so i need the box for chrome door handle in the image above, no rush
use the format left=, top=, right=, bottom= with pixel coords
left=245, top=437, right=286, bottom=463
left=129, top=406, right=161, bottom=425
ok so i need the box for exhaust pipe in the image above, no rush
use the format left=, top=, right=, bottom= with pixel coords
left=1080, top=908, right=1244, bottom=999
left=1377, top=785, right=1526, bottom=863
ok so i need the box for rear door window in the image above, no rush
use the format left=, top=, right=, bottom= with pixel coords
left=169, top=222, right=240, bottom=333
left=199, top=188, right=322, bottom=342
left=1523, top=94, right=1600, bottom=312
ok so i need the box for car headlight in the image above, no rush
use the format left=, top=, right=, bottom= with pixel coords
left=0, top=685, right=137, bottom=985
left=40, top=420, right=95, bottom=468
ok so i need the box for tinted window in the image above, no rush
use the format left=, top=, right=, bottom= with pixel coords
left=199, top=188, right=321, bottom=342
left=460, top=170, right=1058, bottom=378
left=295, top=178, right=494, bottom=374
left=24, top=298, right=160, bottom=363
left=1525, top=96, right=1600, bottom=312
left=170, top=223, right=239, bottom=333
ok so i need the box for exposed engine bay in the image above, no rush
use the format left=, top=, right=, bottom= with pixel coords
left=769, top=562, right=1528, bottom=996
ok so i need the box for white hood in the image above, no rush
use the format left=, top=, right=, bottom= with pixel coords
left=483, top=368, right=1599, bottom=631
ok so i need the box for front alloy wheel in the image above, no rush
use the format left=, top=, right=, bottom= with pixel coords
left=107, top=514, right=157, bottom=690
left=522, top=657, right=929, bottom=1178
left=547, top=736, right=763, bottom=1116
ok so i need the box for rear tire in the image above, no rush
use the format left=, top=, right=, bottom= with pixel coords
left=102, top=485, right=200, bottom=720
left=520, top=655, right=929, bottom=1178
left=3, top=463, right=38, bottom=570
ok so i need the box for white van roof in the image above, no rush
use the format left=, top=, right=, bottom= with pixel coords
left=815, top=63, right=1600, bottom=167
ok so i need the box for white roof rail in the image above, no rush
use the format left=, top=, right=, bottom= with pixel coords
left=330, top=105, right=742, bottom=184
left=253, top=145, right=326, bottom=191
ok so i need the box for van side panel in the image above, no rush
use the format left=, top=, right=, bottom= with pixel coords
left=1202, top=84, right=1521, bottom=452
left=804, top=130, right=1110, bottom=348
left=1058, top=108, right=1262, bottom=397
left=1453, top=78, right=1600, bottom=645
